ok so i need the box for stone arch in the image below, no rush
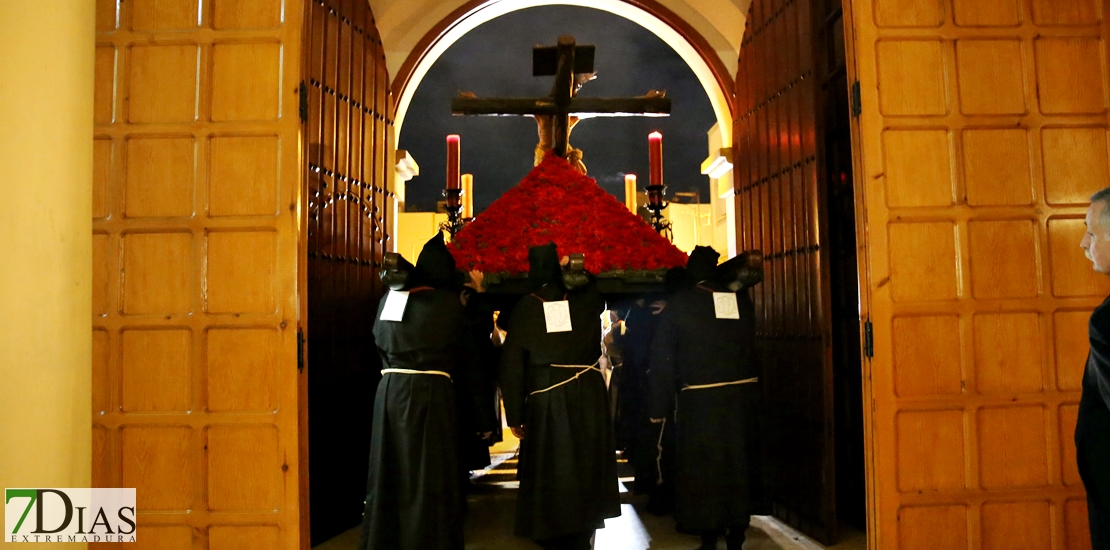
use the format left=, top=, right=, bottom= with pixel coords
left=382, top=0, right=745, bottom=146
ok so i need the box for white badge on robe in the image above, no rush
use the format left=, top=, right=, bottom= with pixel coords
left=543, top=300, right=573, bottom=333
left=380, top=290, right=410, bottom=322
left=713, top=292, right=740, bottom=319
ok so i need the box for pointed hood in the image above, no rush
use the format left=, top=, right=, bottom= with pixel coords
left=527, top=242, right=564, bottom=292
left=664, top=266, right=692, bottom=295
left=408, top=232, right=457, bottom=289
left=686, top=246, right=720, bottom=283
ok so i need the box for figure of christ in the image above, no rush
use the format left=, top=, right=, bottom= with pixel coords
left=498, top=243, right=621, bottom=550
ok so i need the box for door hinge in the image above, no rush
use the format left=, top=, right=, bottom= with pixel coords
left=299, top=81, right=309, bottom=123
left=850, top=81, right=862, bottom=118
left=297, top=329, right=305, bottom=372
left=863, top=318, right=873, bottom=358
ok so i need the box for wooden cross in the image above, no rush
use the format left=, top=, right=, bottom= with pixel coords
left=451, top=35, right=671, bottom=158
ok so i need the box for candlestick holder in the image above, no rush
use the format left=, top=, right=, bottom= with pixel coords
left=441, top=188, right=465, bottom=236
left=645, top=183, right=672, bottom=240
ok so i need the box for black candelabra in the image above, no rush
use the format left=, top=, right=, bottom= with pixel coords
left=646, top=182, right=673, bottom=241
left=441, top=188, right=465, bottom=236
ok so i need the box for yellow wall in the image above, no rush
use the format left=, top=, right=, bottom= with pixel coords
left=0, top=4, right=94, bottom=549
left=396, top=213, right=449, bottom=262
left=665, top=203, right=715, bottom=253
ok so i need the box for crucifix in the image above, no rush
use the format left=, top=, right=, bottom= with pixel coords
left=451, top=35, right=671, bottom=174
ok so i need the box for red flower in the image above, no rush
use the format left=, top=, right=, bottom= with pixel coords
left=448, top=152, right=689, bottom=274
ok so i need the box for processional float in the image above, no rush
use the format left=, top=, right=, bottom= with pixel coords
left=385, top=35, right=762, bottom=298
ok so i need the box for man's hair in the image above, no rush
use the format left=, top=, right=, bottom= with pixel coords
left=1092, top=187, right=1110, bottom=228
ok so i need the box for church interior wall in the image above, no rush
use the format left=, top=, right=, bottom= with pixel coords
left=663, top=202, right=716, bottom=251
left=0, top=2, right=95, bottom=527
left=705, top=120, right=738, bottom=256
left=395, top=212, right=449, bottom=260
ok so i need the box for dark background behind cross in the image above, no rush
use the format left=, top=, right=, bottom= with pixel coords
left=452, top=35, right=670, bottom=158
left=398, top=5, right=716, bottom=214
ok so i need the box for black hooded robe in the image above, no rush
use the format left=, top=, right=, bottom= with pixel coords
left=614, top=301, right=666, bottom=495
left=359, top=235, right=466, bottom=550
left=648, top=280, right=764, bottom=534
left=456, top=290, right=500, bottom=473
left=499, top=244, right=622, bottom=543
left=1077, top=295, right=1110, bottom=548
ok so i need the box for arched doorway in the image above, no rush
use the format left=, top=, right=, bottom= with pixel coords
left=373, top=1, right=867, bottom=547
left=385, top=0, right=745, bottom=260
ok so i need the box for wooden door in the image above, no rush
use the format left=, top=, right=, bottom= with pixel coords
left=846, top=0, right=1109, bottom=548
left=302, top=0, right=395, bottom=544
left=734, top=0, right=840, bottom=542
left=816, top=0, right=868, bottom=532
left=92, top=0, right=305, bottom=548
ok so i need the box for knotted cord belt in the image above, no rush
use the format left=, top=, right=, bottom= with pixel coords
left=655, top=376, right=760, bottom=484
left=528, top=357, right=603, bottom=397
left=656, top=417, right=667, bottom=486
left=381, top=368, right=452, bottom=380
left=680, top=376, right=758, bottom=391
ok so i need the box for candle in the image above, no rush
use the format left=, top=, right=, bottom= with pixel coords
left=462, top=174, right=474, bottom=218
left=624, top=174, right=637, bottom=213
left=446, top=134, right=460, bottom=190
left=648, top=131, right=663, bottom=187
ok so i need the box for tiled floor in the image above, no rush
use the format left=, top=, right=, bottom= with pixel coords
left=314, top=434, right=866, bottom=550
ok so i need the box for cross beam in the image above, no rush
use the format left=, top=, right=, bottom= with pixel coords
left=451, top=35, right=671, bottom=158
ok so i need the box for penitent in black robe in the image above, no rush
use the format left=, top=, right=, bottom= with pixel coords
left=1076, top=295, right=1110, bottom=548
left=359, top=235, right=466, bottom=550
left=500, top=250, right=621, bottom=542
left=614, top=301, right=665, bottom=493
left=648, top=282, right=764, bottom=533
left=456, top=290, right=501, bottom=472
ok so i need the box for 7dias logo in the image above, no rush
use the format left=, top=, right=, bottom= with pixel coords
left=5, top=489, right=136, bottom=543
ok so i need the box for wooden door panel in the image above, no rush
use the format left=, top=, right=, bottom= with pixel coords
left=739, top=0, right=865, bottom=540
left=736, top=0, right=838, bottom=542
left=303, top=0, right=394, bottom=543
left=93, top=0, right=304, bottom=549
left=846, top=0, right=1110, bottom=548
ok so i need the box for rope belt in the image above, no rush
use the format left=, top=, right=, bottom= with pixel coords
left=656, top=417, right=667, bottom=486
left=381, top=368, right=452, bottom=380
left=680, top=377, right=758, bottom=391
left=528, top=358, right=603, bottom=397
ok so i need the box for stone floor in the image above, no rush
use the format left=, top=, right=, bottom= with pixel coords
left=317, top=504, right=865, bottom=550
left=314, top=433, right=866, bottom=550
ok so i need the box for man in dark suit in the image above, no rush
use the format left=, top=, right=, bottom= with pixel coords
left=1077, top=188, right=1110, bottom=549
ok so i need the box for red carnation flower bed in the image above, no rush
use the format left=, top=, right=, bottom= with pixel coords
left=449, top=153, right=689, bottom=274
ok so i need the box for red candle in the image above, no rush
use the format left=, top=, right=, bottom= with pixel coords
left=446, top=134, right=460, bottom=190
left=648, top=131, right=663, bottom=186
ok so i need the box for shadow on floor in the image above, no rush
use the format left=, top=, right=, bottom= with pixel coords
left=314, top=435, right=866, bottom=550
